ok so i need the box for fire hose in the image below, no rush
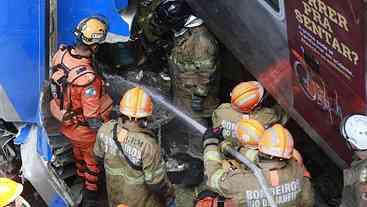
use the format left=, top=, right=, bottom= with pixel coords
left=119, top=78, right=278, bottom=206
left=220, top=142, right=278, bottom=207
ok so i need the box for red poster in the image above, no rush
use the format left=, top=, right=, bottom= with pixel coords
left=286, top=0, right=367, bottom=164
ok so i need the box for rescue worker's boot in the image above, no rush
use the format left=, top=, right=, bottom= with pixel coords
left=81, top=189, right=98, bottom=207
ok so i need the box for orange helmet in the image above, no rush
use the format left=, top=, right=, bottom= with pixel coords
left=120, top=87, right=153, bottom=119
left=235, top=118, right=265, bottom=149
left=258, top=124, right=294, bottom=159
left=74, top=16, right=108, bottom=45
left=230, top=81, right=264, bottom=113
left=292, top=149, right=303, bottom=165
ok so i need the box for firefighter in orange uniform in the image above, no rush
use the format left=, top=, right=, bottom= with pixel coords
left=49, top=16, right=113, bottom=207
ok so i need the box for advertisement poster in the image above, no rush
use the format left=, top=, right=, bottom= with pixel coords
left=286, top=0, right=366, bottom=163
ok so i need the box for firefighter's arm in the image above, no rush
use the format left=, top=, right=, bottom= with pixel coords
left=93, top=122, right=111, bottom=160
left=142, top=142, right=175, bottom=204
left=202, top=128, right=226, bottom=192
left=81, top=78, right=104, bottom=130
left=299, top=176, right=315, bottom=207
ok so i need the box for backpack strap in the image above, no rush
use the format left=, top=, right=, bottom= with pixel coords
left=112, top=123, right=143, bottom=171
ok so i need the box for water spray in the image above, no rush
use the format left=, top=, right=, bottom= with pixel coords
left=117, top=77, right=277, bottom=207
left=117, top=77, right=207, bottom=134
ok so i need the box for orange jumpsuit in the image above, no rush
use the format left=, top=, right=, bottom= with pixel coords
left=50, top=45, right=113, bottom=191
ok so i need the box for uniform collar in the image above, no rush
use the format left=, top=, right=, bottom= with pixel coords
left=258, top=160, right=287, bottom=171
left=118, top=118, right=155, bottom=137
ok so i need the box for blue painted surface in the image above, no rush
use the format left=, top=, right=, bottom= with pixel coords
left=0, top=0, right=46, bottom=123
left=114, top=0, right=129, bottom=10
left=37, top=126, right=53, bottom=161
left=58, top=0, right=129, bottom=44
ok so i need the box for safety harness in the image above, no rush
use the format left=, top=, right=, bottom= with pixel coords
left=112, top=123, right=143, bottom=171
left=51, top=46, right=96, bottom=111
left=50, top=45, right=113, bottom=126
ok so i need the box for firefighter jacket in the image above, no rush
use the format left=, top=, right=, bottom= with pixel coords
left=49, top=45, right=113, bottom=143
left=340, top=158, right=367, bottom=207
left=94, top=119, right=175, bottom=207
left=202, top=143, right=315, bottom=207
left=169, top=25, right=220, bottom=118
left=212, top=103, right=288, bottom=140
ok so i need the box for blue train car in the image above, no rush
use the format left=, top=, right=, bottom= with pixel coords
left=0, top=1, right=128, bottom=206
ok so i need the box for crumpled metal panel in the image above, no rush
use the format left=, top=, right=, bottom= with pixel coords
left=20, top=125, right=75, bottom=207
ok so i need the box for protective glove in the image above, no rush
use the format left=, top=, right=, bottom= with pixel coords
left=203, top=127, right=223, bottom=149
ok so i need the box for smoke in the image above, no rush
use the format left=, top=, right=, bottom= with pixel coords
left=116, top=77, right=207, bottom=134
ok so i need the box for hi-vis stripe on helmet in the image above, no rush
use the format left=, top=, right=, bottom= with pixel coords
left=230, top=81, right=264, bottom=113
left=119, top=87, right=153, bottom=119
left=259, top=124, right=294, bottom=159
left=236, top=118, right=265, bottom=149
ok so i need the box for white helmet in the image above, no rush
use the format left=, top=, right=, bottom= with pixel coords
left=340, top=114, right=367, bottom=150
left=184, top=15, right=204, bottom=28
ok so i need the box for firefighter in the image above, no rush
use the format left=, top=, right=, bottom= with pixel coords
left=0, top=178, right=30, bottom=207
left=49, top=16, right=113, bottom=206
left=150, top=0, right=219, bottom=164
left=339, top=114, right=367, bottom=207
left=199, top=124, right=315, bottom=206
left=212, top=81, right=288, bottom=140
left=94, top=87, right=175, bottom=207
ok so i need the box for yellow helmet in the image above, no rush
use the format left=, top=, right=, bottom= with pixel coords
left=258, top=124, right=294, bottom=159
left=0, top=178, right=23, bottom=207
left=230, top=81, right=264, bottom=113
left=74, top=16, right=108, bottom=45
left=120, top=87, right=153, bottom=120
left=236, top=118, right=265, bottom=149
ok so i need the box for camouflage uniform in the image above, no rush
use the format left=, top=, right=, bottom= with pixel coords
left=94, top=119, right=174, bottom=207
left=169, top=25, right=219, bottom=118
left=212, top=103, right=288, bottom=140
left=165, top=25, right=219, bottom=159
left=203, top=143, right=315, bottom=206
left=340, top=159, right=367, bottom=207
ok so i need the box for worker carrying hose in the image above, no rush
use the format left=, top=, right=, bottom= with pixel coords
left=49, top=16, right=113, bottom=207
left=198, top=123, right=315, bottom=206
left=212, top=81, right=288, bottom=141
left=94, top=87, right=175, bottom=207
left=339, top=114, right=367, bottom=207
